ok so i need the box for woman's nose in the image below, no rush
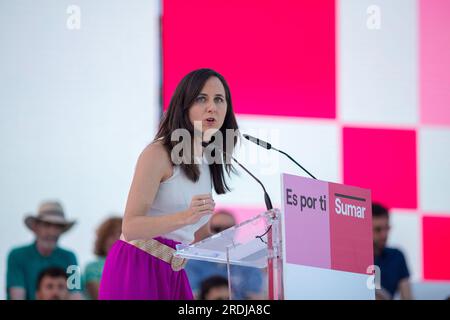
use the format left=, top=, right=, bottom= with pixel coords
left=206, top=101, right=217, bottom=113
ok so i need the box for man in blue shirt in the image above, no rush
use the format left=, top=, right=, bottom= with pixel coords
left=186, top=210, right=265, bottom=300
left=372, top=203, right=413, bottom=300
left=6, top=201, right=82, bottom=300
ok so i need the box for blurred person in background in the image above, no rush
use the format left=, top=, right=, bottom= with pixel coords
left=199, top=275, right=229, bottom=300
left=6, top=201, right=82, bottom=300
left=35, top=267, right=69, bottom=300
left=185, top=209, right=265, bottom=300
left=84, top=216, right=122, bottom=299
left=372, top=203, right=413, bottom=300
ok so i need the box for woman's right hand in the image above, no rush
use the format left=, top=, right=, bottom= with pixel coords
left=182, top=193, right=215, bottom=225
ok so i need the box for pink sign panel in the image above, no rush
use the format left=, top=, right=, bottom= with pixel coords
left=329, top=182, right=373, bottom=274
left=282, top=174, right=331, bottom=269
left=282, top=174, right=373, bottom=275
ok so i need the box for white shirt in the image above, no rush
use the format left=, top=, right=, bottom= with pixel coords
left=147, top=156, right=212, bottom=244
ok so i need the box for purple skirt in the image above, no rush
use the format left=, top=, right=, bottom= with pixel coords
left=98, top=237, right=193, bottom=300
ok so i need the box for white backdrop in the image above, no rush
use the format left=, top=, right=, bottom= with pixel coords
left=0, top=0, right=161, bottom=299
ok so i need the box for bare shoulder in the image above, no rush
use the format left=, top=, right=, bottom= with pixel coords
left=137, top=140, right=173, bottom=181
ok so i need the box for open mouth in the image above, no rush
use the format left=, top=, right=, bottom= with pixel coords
left=205, top=117, right=216, bottom=124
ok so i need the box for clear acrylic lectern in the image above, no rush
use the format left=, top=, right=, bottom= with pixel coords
left=175, top=209, right=284, bottom=300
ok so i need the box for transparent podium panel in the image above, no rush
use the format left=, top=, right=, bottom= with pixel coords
left=175, top=210, right=276, bottom=269
left=176, top=209, right=283, bottom=300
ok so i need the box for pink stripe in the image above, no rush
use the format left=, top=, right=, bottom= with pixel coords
left=420, top=0, right=450, bottom=125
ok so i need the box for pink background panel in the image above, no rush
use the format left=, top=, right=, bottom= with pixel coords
left=329, top=182, right=373, bottom=275
left=162, top=0, right=336, bottom=119
left=422, top=215, right=450, bottom=281
left=343, top=127, right=417, bottom=209
left=282, top=174, right=331, bottom=270
left=420, top=0, right=450, bottom=125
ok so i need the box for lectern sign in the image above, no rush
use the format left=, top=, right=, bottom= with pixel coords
left=281, top=173, right=374, bottom=299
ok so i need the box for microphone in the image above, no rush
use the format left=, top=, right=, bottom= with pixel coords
left=243, top=134, right=317, bottom=180
left=202, top=141, right=273, bottom=210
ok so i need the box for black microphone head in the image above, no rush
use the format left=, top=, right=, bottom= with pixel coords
left=243, top=134, right=272, bottom=150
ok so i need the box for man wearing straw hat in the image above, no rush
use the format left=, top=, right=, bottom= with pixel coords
left=6, top=201, right=82, bottom=300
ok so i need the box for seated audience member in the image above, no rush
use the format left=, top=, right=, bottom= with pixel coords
left=35, top=267, right=69, bottom=300
left=186, top=210, right=264, bottom=300
left=372, top=203, right=413, bottom=300
left=84, top=216, right=122, bottom=299
left=199, top=276, right=230, bottom=300
left=6, top=201, right=82, bottom=300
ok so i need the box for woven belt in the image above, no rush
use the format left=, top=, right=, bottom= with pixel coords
left=122, top=236, right=187, bottom=271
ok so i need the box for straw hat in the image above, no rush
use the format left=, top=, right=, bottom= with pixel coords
left=24, top=201, right=76, bottom=233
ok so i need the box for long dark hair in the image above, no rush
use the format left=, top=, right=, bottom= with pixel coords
left=155, top=68, right=239, bottom=194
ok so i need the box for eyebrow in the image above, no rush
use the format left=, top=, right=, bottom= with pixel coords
left=199, top=93, right=225, bottom=98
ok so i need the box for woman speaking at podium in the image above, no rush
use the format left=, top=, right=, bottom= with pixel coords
left=98, top=69, right=239, bottom=299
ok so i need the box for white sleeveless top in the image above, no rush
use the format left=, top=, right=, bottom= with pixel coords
left=147, top=156, right=213, bottom=244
